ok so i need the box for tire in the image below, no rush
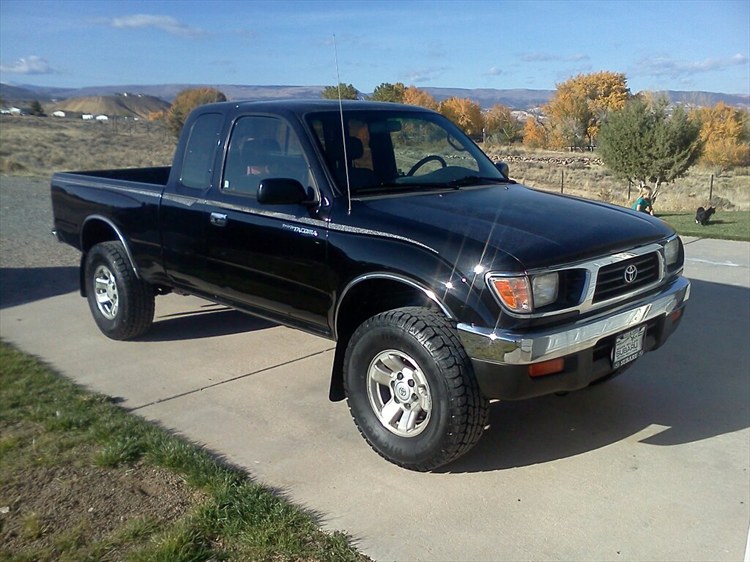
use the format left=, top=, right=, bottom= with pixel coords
left=343, top=307, right=489, bottom=471
left=84, top=241, right=155, bottom=340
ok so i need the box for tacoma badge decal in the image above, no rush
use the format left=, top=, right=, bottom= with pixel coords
left=283, top=223, right=319, bottom=237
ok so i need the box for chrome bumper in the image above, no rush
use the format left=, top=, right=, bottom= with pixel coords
left=458, top=276, right=691, bottom=365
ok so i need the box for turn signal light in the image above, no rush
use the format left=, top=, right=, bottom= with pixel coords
left=491, top=277, right=531, bottom=312
left=528, top=358, right=565, bottom=377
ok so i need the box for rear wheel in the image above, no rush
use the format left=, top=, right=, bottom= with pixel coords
left=84, top=241, right=154, bottom=340
left=343, top=307, right=488, bottom=471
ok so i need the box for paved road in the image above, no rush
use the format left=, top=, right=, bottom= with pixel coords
left=1, top=177, right=749, bottom=561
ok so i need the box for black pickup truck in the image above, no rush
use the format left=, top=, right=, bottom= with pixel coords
left=51, top=100, right=690, bottom=471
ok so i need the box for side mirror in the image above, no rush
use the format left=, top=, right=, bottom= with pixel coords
left=495, top=161, right=510, bottom=177
left=257, top=178, right=313, bottom=205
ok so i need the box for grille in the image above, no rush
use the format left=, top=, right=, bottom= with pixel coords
left=593, top=252, right=660, bottom=303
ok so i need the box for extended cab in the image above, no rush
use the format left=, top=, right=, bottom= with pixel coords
left=51, top=100, right=690, bottom=470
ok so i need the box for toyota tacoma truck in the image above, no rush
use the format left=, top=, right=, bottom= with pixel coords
left=51, top=100, right=690, bottom=471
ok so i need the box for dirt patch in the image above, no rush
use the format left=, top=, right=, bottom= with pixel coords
left=1, top=455, right=206, bottom=557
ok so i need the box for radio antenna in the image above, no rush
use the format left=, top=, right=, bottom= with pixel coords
left=333, top=34, right=352, bottom=214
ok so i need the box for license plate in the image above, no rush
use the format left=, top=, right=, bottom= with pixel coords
left=612, top=325, right=646, bottom=369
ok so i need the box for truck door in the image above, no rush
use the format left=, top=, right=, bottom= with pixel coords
left=204, top=114, right=333, bottom=335
left=160, top=111, right=224, bottom=295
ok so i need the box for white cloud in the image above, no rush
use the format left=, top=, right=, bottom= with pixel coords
left=401, top=67, right=446, bottom=84
left=519, top=52, right=589, bottom=63
left=0, top=55, right=55, bottom=75
left=108, top=14, right=206, bottom=38
left=638, top=53, right=749, bottom=80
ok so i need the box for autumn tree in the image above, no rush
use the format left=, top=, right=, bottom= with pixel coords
left=321, top=83, right=359, bottom=100
left=522, top=116, right=548, bottom=149
left=438, top=97, right=484, bottom=137
left=692, top=102, right=750, bottom=174
left=402, top=86, right=438, bottom=110
left=484, top=104, right=521, bottom=145
left=166, top=87, right=226, bottom=137
left=371, top=82, right=406, bottom=103
left=598, top=97, right=702, bottom=200
left=545, top=71, right=630, bottom=149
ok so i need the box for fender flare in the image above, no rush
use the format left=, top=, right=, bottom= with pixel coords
left=81, top=215, right=141, bottom=279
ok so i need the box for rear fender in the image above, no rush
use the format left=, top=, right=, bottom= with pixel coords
left=79, top=215, right=140, bottom=296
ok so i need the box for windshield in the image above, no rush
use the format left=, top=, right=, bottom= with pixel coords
left=306, top=109, right=508, bottom=195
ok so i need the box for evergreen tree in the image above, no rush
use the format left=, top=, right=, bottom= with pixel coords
left=370, top=82, right=406, bottom=103
left=320, top=83, right=359, bottom=100
left=29, top=100, right=46, bottom=116
left=598, top=98, right=702, bottom=200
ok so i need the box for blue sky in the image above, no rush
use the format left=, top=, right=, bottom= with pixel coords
left=1, top=0, right=748, bottom=94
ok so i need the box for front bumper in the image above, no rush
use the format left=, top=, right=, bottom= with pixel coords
left=457, top=276, right=690, bottom=400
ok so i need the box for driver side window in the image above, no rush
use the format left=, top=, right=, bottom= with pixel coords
left=222, top=116, right=312, bottom=200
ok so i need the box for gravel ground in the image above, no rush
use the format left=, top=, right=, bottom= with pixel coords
left=0, top=175, right=80, bottom=308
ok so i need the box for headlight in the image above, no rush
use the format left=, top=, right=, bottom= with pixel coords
left=665, top=237, right=681, bottom=267
left=531, top=273, right=559, bottom=308
left=488, top=272, right=559, bottom=313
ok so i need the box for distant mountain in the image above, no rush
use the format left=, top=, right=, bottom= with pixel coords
left=2, top=82, right=748, bottom=111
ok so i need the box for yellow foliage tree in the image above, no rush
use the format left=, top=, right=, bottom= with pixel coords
left=692, top=102, right=750, bottom=173
left=522, top=116, right=548, bottom=149
left=402, top=86, right=439, bottom=110
left=545, top=71, right=630, bottom=149
left=438, top=97, right=484, bottom=137
left=484, top=104, right=521, bottom=144
left=166, top=87, right=227, bottom=138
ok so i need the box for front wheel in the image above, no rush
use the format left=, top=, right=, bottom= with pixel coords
left=84, top=241, right=155, bottom=340
left=343, top=307, right=488, bottom=471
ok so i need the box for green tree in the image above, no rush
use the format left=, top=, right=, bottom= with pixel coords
left=598, top=97, right=702, bottom=200
left=370, top=82, right=406, bottom=103
left=29, top=100, right=46, bottom=116
left=166, top=87, right=226, bottom=138
left=321, top=83, right=359, bottom=100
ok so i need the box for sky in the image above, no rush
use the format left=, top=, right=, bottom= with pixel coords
left=1, top=0, right=748, bottom=95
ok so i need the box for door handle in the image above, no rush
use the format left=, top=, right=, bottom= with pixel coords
left=210, top=212, right=228, bottom=227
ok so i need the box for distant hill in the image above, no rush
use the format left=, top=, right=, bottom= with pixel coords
left=49, top=94, right=170, bottom=119
left=2, top=82, right=748, bottom=111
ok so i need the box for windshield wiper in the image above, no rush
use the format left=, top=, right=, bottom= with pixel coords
left=446, top=175, right=516, bottom=188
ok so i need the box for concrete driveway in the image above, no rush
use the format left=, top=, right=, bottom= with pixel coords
left=1, top=236, right=748, bottom=561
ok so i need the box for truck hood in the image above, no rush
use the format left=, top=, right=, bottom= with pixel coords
left=350, top=184, right=674, bottom=272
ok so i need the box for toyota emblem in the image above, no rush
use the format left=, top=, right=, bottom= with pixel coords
left=624, top=264, right=638, bottom=284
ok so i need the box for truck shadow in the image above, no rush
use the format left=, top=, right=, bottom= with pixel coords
left=442, top=278, right=750, bottom=473
left=140, top=304, right=276, bottom=341
left=0, top=266, right=79, bottom=309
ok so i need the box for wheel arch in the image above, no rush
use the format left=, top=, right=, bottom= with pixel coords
left=328, top=273, right=455, bottom=402
left=79, top=216, right=140, bottom=296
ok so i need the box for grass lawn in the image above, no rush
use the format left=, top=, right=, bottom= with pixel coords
left=0, top=342, right=369, bottom=562
left=658, top=211, right=750, bottom=241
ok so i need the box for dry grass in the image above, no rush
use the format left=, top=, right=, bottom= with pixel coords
left=484, top=145, right=750, bottom=212
left=1, top=115, right=747, bottom=211
left=0, top=115, right=176, bottom=176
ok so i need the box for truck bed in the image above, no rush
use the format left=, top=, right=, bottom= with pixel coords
left=60, top=166, right=171, bottom=185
